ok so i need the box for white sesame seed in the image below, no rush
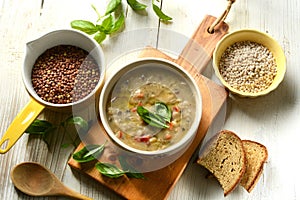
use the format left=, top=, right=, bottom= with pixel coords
left=219, top=41, right=277, bottom=93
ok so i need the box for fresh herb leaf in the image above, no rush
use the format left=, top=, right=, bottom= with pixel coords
left=100, top=14, right=114, bottom=34
left=42, top=126, right=58, bottom=145
left=154, top=102, right=171, bottom=122
left=127, top=0, right=147, bottom=10
left=70, top=20, right=98, bottom=35
left=137, top=106, right=169, bottom=129
left=126, top=170, right=145, bottom=179
left=95, top=162, right=128, bottom=178
left=119, top=155, right=145, bottom=179
left=25, top=119, right=54, bottom=135
left=110, top=12, right=125, bottom=33
left=61, top=116, right=89, bottom=147
left=94, top=31, right=107, bottom=43
left=63, top=116, right=89, bottom=132
left=25, top=116, right=89, bottom=148
left=152, top=2, right=172, bottom=21
left=105, top=0, right=122, bottom=15
left=95, top=13, right=125, bottom=35
left=71, top=1, right=172, bottom=44
left=73, top=143, right=106, bottom=163
left=25, top=119, right=56, bottom=147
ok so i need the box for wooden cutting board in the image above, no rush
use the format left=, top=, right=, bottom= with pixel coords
left=68, top=15, right=229, bottom=200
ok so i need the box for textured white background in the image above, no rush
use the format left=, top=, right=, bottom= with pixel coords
left=0, top=0, right=299, bottom=199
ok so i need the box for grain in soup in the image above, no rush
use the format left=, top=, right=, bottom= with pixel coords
left=31, top=45, right=100, bottom=104
left=106, top=65, right=197, bottom=151
left=219, top=41, right=277, bottom=93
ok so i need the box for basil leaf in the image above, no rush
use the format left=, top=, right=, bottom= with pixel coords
left=119, top=156, right=145, bottom=179
left=42, top=127, right=56, bottom=147
left=126, top=170, right=145, bottom=179
left=94, top=31, right=107, bottom=44
left=100, top=14, right=114, bottom=34
left=110, top=12, right=125, bottom=34
left=127, top=0, right=147, bottom=10
left=152, top=3, right=172, bottom=21
left=137, top=106, right=169, bottom=129
left=105, top=0, right=122, bottom=15
left=25, top=119, right=56, bottom=148
left=73, top=144, right=106, bottom=163
left=25, top=119, right=54, bottom=135
left=63, top=116, right=89, bottom=132
left=70, top=20, right=98, bottom=35
left=155, top=102, right=171, bottom=122
left=95, top=162, right=127, bottom=178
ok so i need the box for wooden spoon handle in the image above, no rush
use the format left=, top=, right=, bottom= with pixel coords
left=59, top=186, right=93, bottom=200
left=49, top=176, right=93, bottom=200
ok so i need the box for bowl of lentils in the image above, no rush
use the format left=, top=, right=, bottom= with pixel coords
left=213, top=29, right=286, bottom=97
left=22, top=29, right=105, bottom=111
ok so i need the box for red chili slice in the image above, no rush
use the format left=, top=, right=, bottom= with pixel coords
left=135, top=135, right=150, bottom=143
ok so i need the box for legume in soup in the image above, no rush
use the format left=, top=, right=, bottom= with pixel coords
left=106, top=65, right=197, bottom=151
left=219, top=41, right=277, bottom=93
left=31, top=45, right=100, bottom=104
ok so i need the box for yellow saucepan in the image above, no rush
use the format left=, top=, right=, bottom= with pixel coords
left=0, top=29, right=105, bottom=154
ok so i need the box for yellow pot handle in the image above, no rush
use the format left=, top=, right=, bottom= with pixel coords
left=0, top=98, right=45, bottom=154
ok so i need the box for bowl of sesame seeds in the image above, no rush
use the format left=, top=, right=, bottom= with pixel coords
left=213, top=29, right=286, bottom=97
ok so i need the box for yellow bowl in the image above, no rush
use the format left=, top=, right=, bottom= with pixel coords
left=213, top=29, right=286, bottom=97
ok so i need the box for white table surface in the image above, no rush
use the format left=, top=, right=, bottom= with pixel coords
left=1, top=0, right=299, bottom=199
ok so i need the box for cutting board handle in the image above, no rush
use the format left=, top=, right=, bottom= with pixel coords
left=175, top=15, right=229, bottom=74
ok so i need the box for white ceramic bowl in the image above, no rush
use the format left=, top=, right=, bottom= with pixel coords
left=0, top=29, right=106, bottom=154
left=99, top=58, right=202, bottom=171
left=23, top=29, right=106, bottom=111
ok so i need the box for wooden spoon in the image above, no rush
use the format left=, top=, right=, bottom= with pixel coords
left=10, top=162, right=92, bottom=200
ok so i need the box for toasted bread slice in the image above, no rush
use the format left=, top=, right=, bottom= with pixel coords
left=197, top=130, right=246, bottom=196
left=240, top=140, right=268, bottom=192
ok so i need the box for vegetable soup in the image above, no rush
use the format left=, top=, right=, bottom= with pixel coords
left=106, top=63, right=198, bottom=151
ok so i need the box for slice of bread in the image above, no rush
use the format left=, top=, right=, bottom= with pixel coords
left=197, top=130, right=246, bottom=196
left=240, top=140, right=268, bottom=192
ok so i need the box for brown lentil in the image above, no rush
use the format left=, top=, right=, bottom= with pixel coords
left=31, top=45, right=100, bottom=104
left=219, top=41, right=277, bottom=93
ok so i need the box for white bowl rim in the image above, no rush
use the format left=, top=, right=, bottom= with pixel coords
left=99, top=57, right=202, bottom=156
left=22, top=29, right=106, bottom=107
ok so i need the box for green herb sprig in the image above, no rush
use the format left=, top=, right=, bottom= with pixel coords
left=152, top=0, right=172, bottom=22
left=25, top=116, right=89, bottom=148
left=72, top=142, right=107, bottom=163
left=118, top=155, right=145, bottom=179
left=127, top=0, right=147, bottom=10
left=71, top=13, right=125, bottom=44
left=95, top=162, right=128, bottom=178
left=154, top=102, right=172, bottom=122
left=95, top=162, right=145, bottom=179
left=137, top=102, right=171, bottom=129
left=71, top=0, right=172, bottom=44
left=73, top=143, right=144, bottom=179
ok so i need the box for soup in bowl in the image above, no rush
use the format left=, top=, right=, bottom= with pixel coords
left=99, top=58, right=202, bottom=159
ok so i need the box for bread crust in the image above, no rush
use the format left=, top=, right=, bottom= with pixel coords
left=240, top=140, right=268, bottom=193
left=197, top=130, right=247, bottom=196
